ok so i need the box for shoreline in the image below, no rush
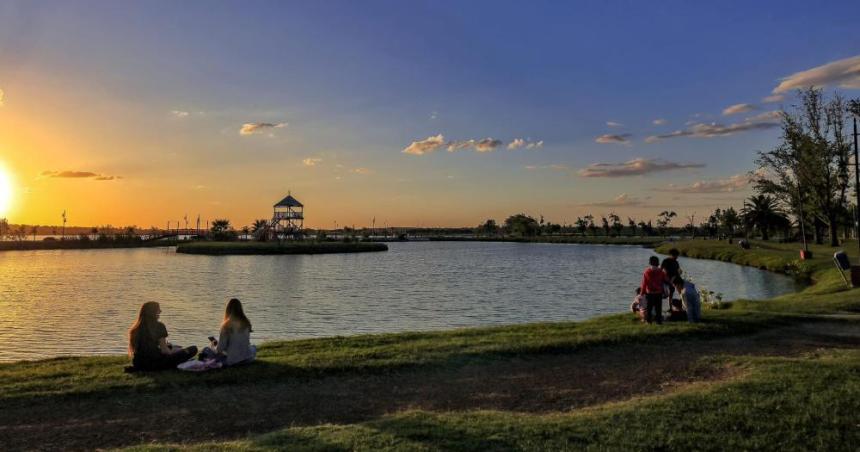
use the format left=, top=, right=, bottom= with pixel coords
left=176, top=240, right=388, bottom=255
left=1, top=239, right=858, bottom=450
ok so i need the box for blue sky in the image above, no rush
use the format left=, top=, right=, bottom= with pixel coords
left=0, top=1, right=858, bottom=227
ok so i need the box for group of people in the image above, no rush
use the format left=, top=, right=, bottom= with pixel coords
left=631, top=248, right=701, bottom=324
left=127, top=298, right=256, bottom=371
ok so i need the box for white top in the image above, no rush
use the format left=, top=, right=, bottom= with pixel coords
left=216, top=324, right=255, bottom=366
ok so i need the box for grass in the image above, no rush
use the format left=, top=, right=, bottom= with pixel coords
left=125, top=349, right=860, bottom=451
left=175, top=240, right=389, bottom=255
left=429, top=235, right=665, bottom=246
left=1, top=238, right=859, bottom=450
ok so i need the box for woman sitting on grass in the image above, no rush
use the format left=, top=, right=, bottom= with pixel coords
left=128, top=302, right=198, bottom=371
left=207, top=298, right=257, bottom=366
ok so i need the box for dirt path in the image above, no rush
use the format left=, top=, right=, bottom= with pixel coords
left=2, top=320, right=859, bottom=451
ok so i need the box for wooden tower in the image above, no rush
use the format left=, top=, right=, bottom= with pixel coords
left=271, top=192, right=304, bottom=239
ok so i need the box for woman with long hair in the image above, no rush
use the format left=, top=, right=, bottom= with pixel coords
left=128, top=301, right=197, bottom=371
left=211, top=298, right=256, bottom=366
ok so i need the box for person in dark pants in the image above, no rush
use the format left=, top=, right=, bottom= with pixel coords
left=661, top=248, right=681, bottom=308
left=128, top=302, right=197, bottom=371
left=640, top=256, right=667, bottom=324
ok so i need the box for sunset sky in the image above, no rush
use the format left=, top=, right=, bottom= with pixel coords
left=0, top=1, right=858, bottom=229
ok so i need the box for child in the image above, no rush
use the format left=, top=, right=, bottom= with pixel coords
left=630, top=287, right=645, bottom=321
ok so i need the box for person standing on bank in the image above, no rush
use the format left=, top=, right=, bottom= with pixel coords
left=640, top=256, right=668, bottom=324
left=661, top=248, right=682, bottom=303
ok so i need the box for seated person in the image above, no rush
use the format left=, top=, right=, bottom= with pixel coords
left=128, top=302, right=197, bottom=371
left=666, top=297, right=688, bottom=321
left=202, top=298, right=257, bottom=366
left=673, top=277, right=701, bottom=323
left=630, top=287, right=646, bottom=321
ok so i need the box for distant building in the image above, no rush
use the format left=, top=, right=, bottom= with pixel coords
left=271, top=192, right=304, bottom=239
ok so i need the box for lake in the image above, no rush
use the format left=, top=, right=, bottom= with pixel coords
left=0, top=241, right=799, bottom=362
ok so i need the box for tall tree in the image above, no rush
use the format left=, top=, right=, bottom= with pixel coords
left=755, top=88, right=852, bottom=246
left=741, top=194, right=789, bottom=241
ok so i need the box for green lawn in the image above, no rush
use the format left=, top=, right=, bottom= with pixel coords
left=1, top=238, right=859, bottom=450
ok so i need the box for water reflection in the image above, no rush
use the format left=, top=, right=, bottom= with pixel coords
left=0, top=242, right=799, bottom=362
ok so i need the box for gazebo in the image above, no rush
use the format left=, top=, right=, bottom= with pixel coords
left=271, top=192, right=304, bottom=239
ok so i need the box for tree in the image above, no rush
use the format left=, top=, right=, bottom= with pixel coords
left=656, top=210, right=676, bottom=236
left=741, top=194, right=789, bottom=241
left=31, top=225, right=38, bottom=241
left=583, top=214, right=597, bottom=236
left=627, top=217, right=637, bottom=236
left=755, top=88, right=852, bottom=246
left=504, top=214, right=540, bottom=237
left=600, top=216, right=610, bottom=236
left=721, top=207, right=740, bottom=239
left=609, top=213, right=623, bottom=236
left=210, top=219, right=237, bottom=241
left=574, top=217, right=588, bottom=236
left=251, top=219, right=270, bottom=241
left=476, top=219, right=499, bottom=236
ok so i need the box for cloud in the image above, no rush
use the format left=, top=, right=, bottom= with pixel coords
left=447, top=137, right=502, bottom=153
left=350, top=167, right=372, bottom=175
left=762, top=94, right=784, bottom=103
left=595, top=133, right=632, bottom=145
left=0, top=88, right=4, bottom=107
left=524, top=164, right=571, bottom=172
left=645, top=112, right=780, bottom=143
left=652, top=118, right=667, bottom=125
left=585, top=193, right=644, bottom=207
left=430, top=111, right=438, bottom=120
left=302, top=157, right=322, bottom=167
left=507, top=138, right=544, bottom=150
left=722, top=103, right=756, bottom=116
left=40, top=170, right=121, bottom=181
left=652, top=173, right=752, bottom=193
left=578, top=158, right=705, bottom=178
left=773, top=55, right=860, bottom=94
left=171, top=110, right=190, bottom=118
left=403, top=134, right=445, bottom=155
left=606, top=121, right=623, bottom=127
left=239, top=122, right=287, bottom=135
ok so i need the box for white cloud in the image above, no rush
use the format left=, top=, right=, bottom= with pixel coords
left=0, top=88, right=4, bottom=107
left=447, top=137, right=503, bottom=153
left=350, top=167, right=372, bottom=175
left=403, top=134, right=445, bottom=155
left=171, top=110, right=190, bottom=118
left=578, top=158, right=705, bottom=178
left=762, top=94, right=784, bottom=103
left=524, top=164, right=571, bottom=173
left=606, top=121, right=623, bottom=127
left=722, top=103, right=756, bottom=116
left=585, top=193, right=643, bottom=207
left=595, top=133, right=632, bottom=145
left=652, top=173, right=752, bottom=193
left=773, top=55, right=860, bottom=94
left=430, top=111, right=438, bottom=120
left=652, top=118, right=667, bottom=125
left=239, top=122, right=287, bottom=135
left=645, top=111, right=780, bottom=143
left=302, top=157, right=322, bottom=167
left=507, top=138, right=543, bottom=150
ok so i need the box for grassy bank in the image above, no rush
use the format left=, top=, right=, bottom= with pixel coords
left=0, top=239, right=176, bottom=251
left=428, top=235, right=665, bottom=246
left=1, top=239, right=858, bottom=450
left=176, top=240, right=388, bottom=255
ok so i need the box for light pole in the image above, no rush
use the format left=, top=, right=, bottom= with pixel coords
left=849, top=99, right=860, bottom=262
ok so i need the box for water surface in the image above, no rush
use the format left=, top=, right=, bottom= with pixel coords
left=0, top=241, right=798, bottom=362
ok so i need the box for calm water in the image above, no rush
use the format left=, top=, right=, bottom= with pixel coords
left=0, top=242, right=799, bottom=362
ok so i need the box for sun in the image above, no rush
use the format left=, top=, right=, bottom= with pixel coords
left=0, top=165, right=13, bottom=217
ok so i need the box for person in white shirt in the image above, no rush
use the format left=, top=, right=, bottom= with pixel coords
left=672, top=277, right=701, bottom=323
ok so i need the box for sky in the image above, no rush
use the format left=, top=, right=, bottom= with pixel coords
left=0, top=0, right=858, bottom=229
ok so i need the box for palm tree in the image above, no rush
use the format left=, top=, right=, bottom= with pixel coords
left=741, top=194, right=789, bottom=241
left=251, top=219, right=270, bottom=241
